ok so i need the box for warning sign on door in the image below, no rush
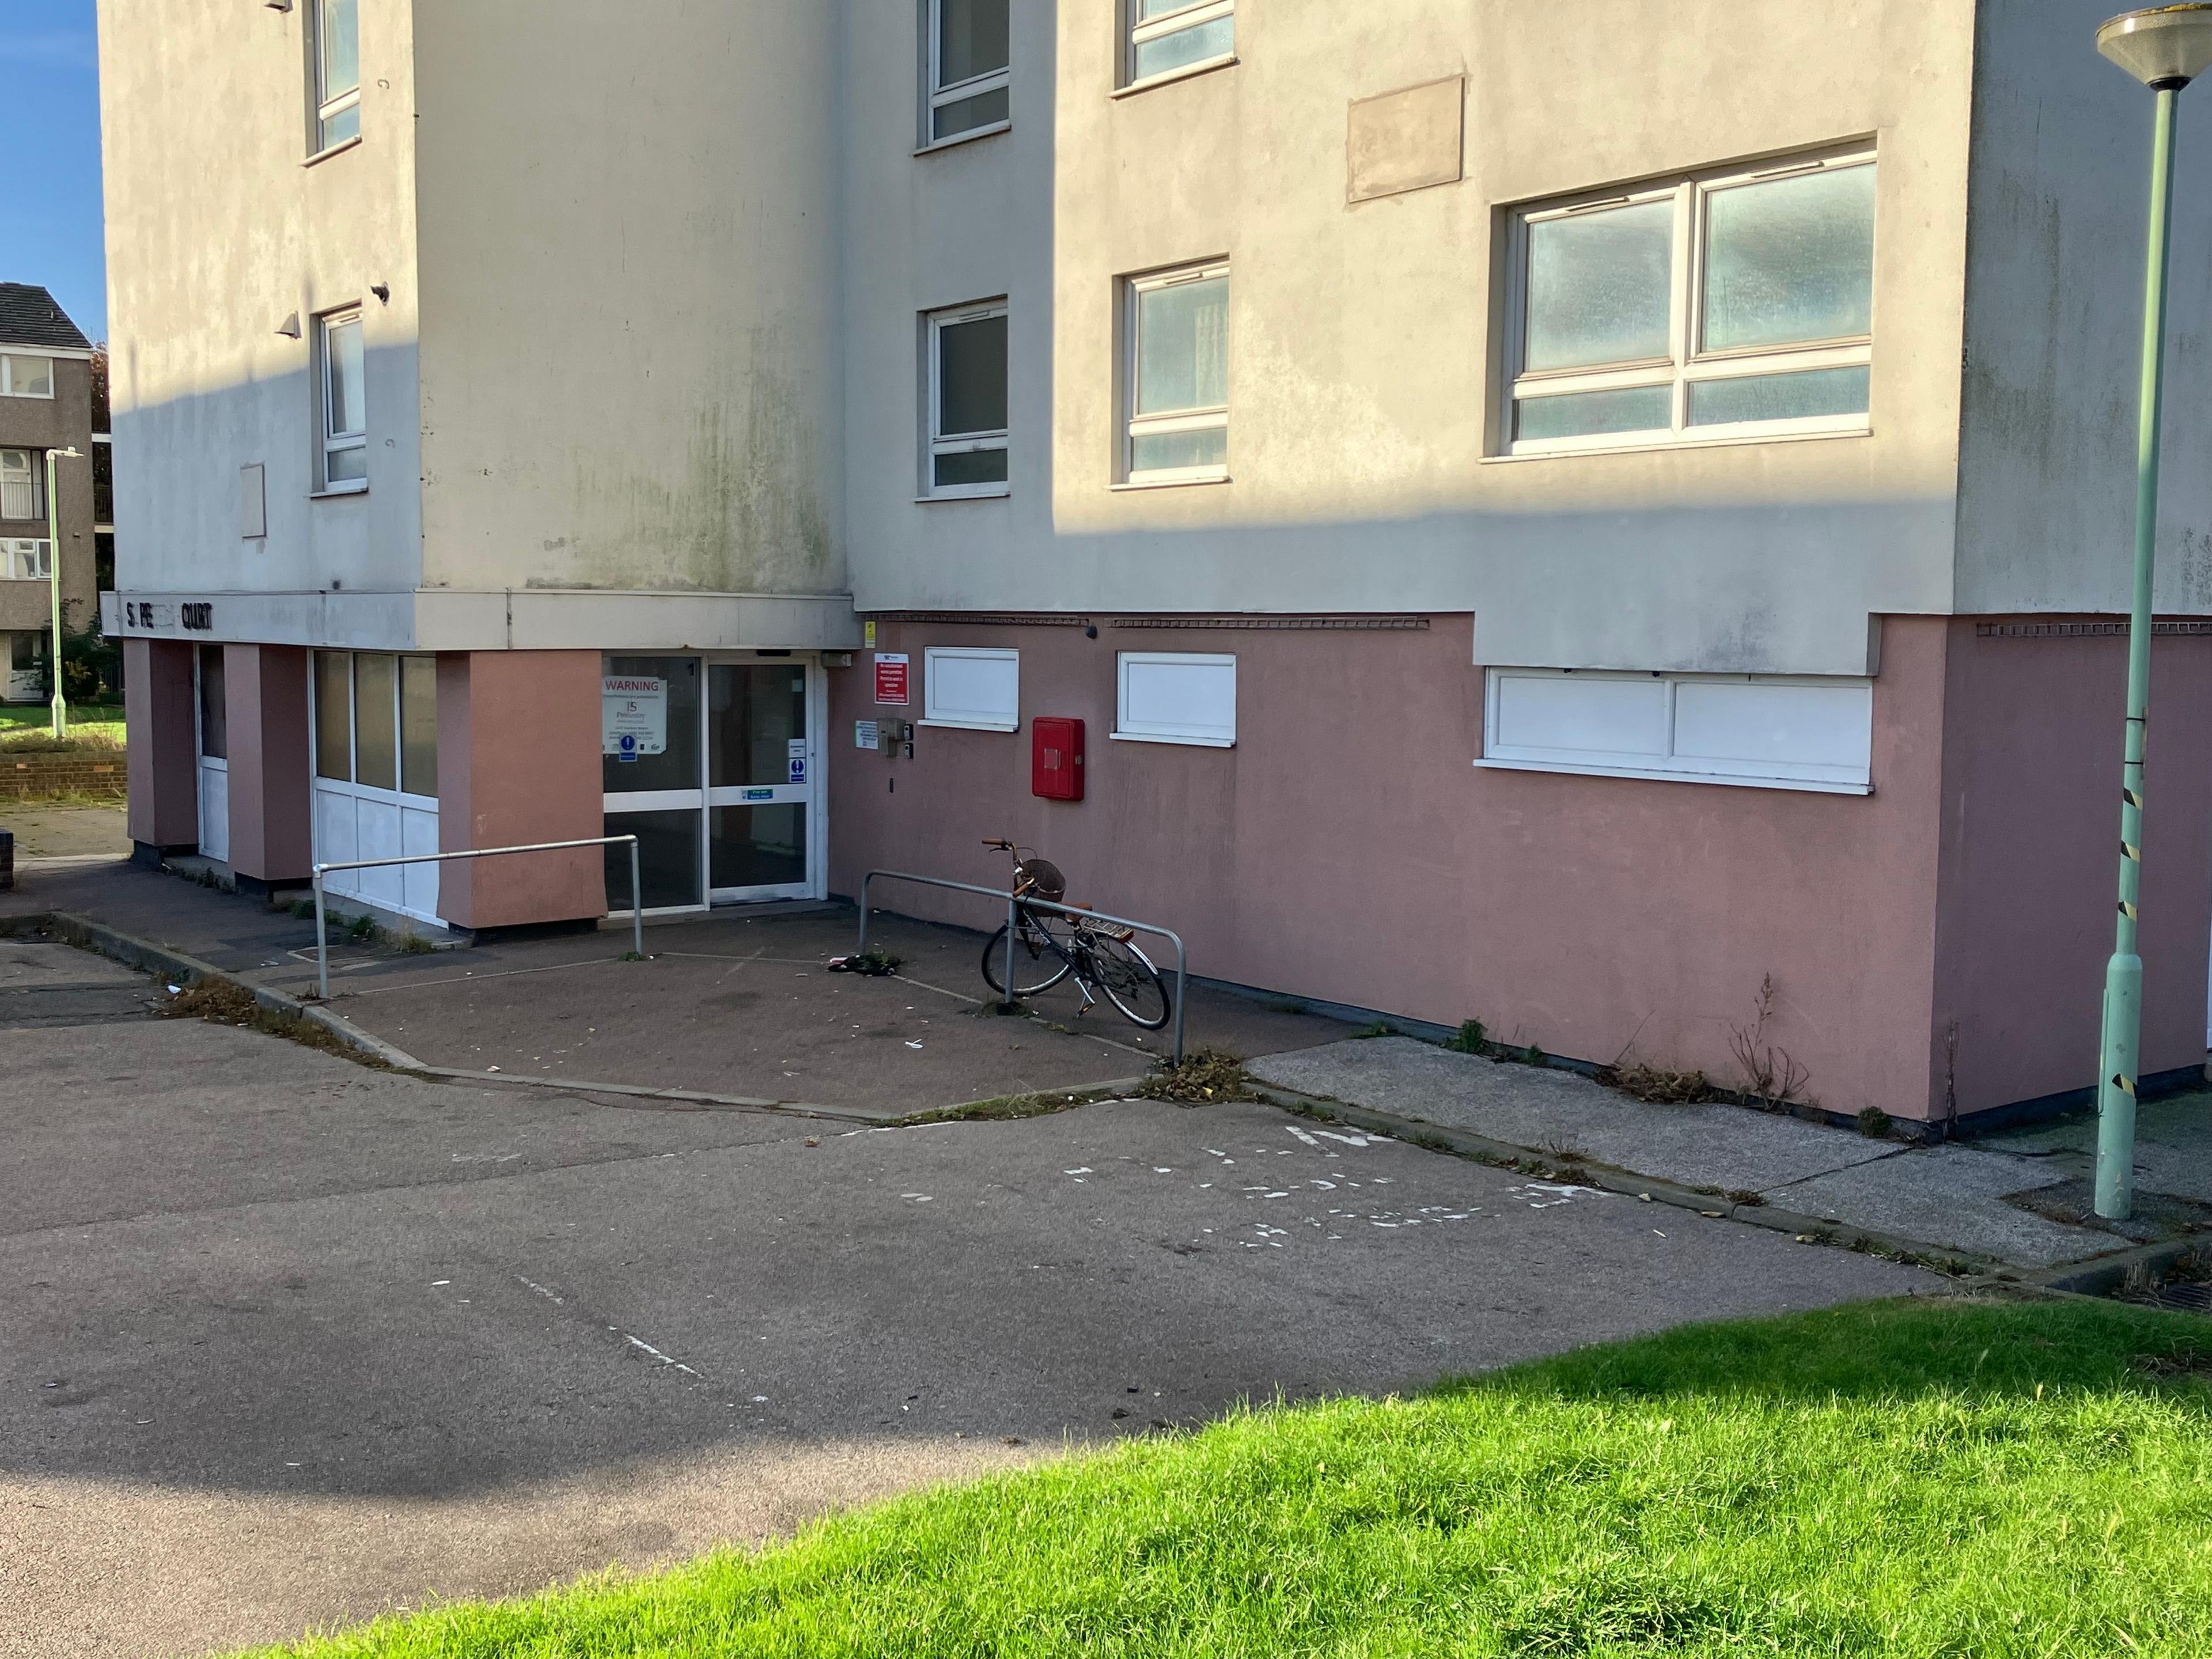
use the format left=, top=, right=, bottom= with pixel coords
left=873, top=653, right=910, bottom=706
left=602, top=676, right=668, bottom=757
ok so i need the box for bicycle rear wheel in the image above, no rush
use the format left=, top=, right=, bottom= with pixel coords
left=1088, top=933, right=1172, bottom=1029
left=980, top=916, right=1075, bottom=997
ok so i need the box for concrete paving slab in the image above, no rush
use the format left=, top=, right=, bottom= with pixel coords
left=1247, top=1037, right=1903, bottom=1195
left=0, top=1006, right=1933, bottom=1657
left=1766, top=1145, right=2109, bottom=1268
left=1976, top=1092, right=2212, bottom=1205
left=0, top=938, right=143, bottom=987
left=0, top=803, right=129, bottom=861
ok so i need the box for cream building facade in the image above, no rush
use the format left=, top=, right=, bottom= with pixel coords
left=102, top=0, right=2212, bottom=1126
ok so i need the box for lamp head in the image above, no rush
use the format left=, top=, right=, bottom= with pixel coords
left=2099, top=4, right=2212, bottom=88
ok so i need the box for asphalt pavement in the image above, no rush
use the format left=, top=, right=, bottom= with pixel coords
left=0, top=938, right=1933, bottom=1656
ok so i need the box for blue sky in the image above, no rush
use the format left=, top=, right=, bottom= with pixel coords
left=2, top=0, right=104, bottom=343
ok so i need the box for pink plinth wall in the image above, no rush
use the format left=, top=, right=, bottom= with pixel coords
left=435, top=650, right=604, bottom=930
left=222, top=645, right=313, bottom=885
left=1931, top=619, right=2212, bottom=1119
left=827, top=613, right=2212, bottom=1123
left=124, top=637, right=197, bottom=850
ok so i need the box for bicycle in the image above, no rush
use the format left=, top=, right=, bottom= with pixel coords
left=978, top=839, right=1173, bottom=1031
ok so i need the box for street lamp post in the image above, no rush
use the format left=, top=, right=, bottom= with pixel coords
left=41, top=445, right=85, bottom=741
left=2091, top=6, right=2212, bottom=1221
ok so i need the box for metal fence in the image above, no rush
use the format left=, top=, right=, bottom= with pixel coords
left=310, top=835, right=643, bottom=1000
left=856, top=868, right=1188, bottom=1065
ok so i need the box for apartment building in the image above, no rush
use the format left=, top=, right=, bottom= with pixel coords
left=100, top=1, right=2212, bottom=1127
left=0, top=284, right=97, bottom=703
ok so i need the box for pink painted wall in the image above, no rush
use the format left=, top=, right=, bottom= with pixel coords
left=221, top=645, right=313, bottom=885
left=435, top=650, right=604, bottom=930
left=1931, top=619, right=2212, bottom=1118
left=828, top=616, right=1952, bottom=1119
left=124, top=637, right=198, bottom=850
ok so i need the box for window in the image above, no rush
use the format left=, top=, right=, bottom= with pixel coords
left=922, top=647, right=1019, bottom=730
left=197, top=645, right=228, bottom=762
left=1, top=540, right=50, bottom=580
left=312, top=649, right=437, bottom=798
left=1124, top=263, right=1228, bottom=483
left=925, top=302, right=1008, bottom=497
left=0, top=449, right=40, bottom=521
left=926, top=0, right=1009, bottom=143
left=1114, top=652, right=1235, bottom=747
left=0, top=355, right=54, bottom=399
left=312, top=0, right=361, bottom=152
left=11, top=631, right=46, bottom=668
left=319, top=310, right=366, bottom=491
left=1128, top=0, right=1233, bottom=85
left=1503, top=150, right=1874, bottom=454
left=1478, top=669, right=1873, bottom=793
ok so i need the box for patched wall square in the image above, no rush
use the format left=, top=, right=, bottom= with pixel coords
left=1346, top=75, right=1464, bottom=203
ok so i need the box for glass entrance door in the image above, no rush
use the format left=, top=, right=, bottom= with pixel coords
left=708, top=661, right=815, bottom=902
left=602, top=653, right=821, bottom=913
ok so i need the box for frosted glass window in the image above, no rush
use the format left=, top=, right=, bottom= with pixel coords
left=1125, top=264, right=1229, bottom=481
left=353, top=653, right=397, bottom=791
left=1132, top=0, right=1233, bottom=82
left=1514, top=386, right=1671, bottom=443
left=1135, top=275, right=1227, bottom=415
left=1506, top=153, right=1874, bottom=453
left=316, top=0, right=361, bottom=150
left=1523, top=200, right=1674, bottom=372
left=400, top=655, right=438, bottom=798
left=1703, top=166, right=1876, bottom=353
left=314, top=652, right=351, bottom=781
left=321, top=312, right=367, bottom=488
left=0, top=355, right=54, bottom=398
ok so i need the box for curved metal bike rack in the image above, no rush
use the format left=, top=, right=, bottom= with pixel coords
left=857, top=869, right=1188, bottom=1065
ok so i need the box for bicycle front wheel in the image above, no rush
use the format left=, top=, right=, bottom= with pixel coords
left=1089, top=934, right=1172, bottom=1030
left=981, top=918, right=1074, bottom=997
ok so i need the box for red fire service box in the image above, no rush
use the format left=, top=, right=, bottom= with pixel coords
left=1032, top=717, right=1085, bottom=801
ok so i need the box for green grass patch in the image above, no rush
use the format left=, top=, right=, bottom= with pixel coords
left=244, top=1297, right=2212, bottom=1657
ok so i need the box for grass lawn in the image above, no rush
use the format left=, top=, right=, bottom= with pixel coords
left=249, top=1296, right=2212, bottom=1658
left=0, top=702, right=124, bottom=744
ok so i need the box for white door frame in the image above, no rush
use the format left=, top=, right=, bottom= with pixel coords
left=194, top=646, right=229, bottom=863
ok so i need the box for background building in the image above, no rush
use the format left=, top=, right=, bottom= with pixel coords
left=0, top=282, right=97, bottom=704
left=99, top=0, right=2212, bottom=1128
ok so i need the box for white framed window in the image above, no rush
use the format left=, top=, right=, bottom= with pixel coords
left=926, top=0, right=1009, bottom=145
left=2, top=540, right=52, bottom=581
left=318, top=309, right=367, bottom=492
left=1127, top=0, right=1234, bottom=86
left=1502, top=149, right=1874, bottom=456
left=1113, top=652, right=1235, bottom=747
left=1478, top=668, right=1873, bottom=794
left=925, top=302, right=1009, bottom=498
left=311, top=0, right=361, bottom=153
left=0, top=449, right=41, bottom=521
left=1123, top=262, right=1228, bottom=484
left=921, top=646, right=1019, bottom=731
left=0, top=355, right=54, bottom=399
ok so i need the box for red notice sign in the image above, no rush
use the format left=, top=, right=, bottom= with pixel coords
left=873, top=652, right=910, bottom=706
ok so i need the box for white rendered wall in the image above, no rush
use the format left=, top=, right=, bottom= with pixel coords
left=99, top=0, right=425, bottom=611
left=842, top=0, right=1980, bottom=676
left=1952, top=0, right=2212, bottom=615
left=410, top=1, right=847, bottom=603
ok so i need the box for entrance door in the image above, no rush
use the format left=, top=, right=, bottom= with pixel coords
left=196, top=644, right=229, bottom=862
left=601, top=654, right=823, bottom=913
left=707, top=660, right=817, bottom=902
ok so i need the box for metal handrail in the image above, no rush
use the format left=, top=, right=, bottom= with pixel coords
left=857, top=868, right=1188, bottom=1064
left=311, top=835, right=643, bottom=1000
